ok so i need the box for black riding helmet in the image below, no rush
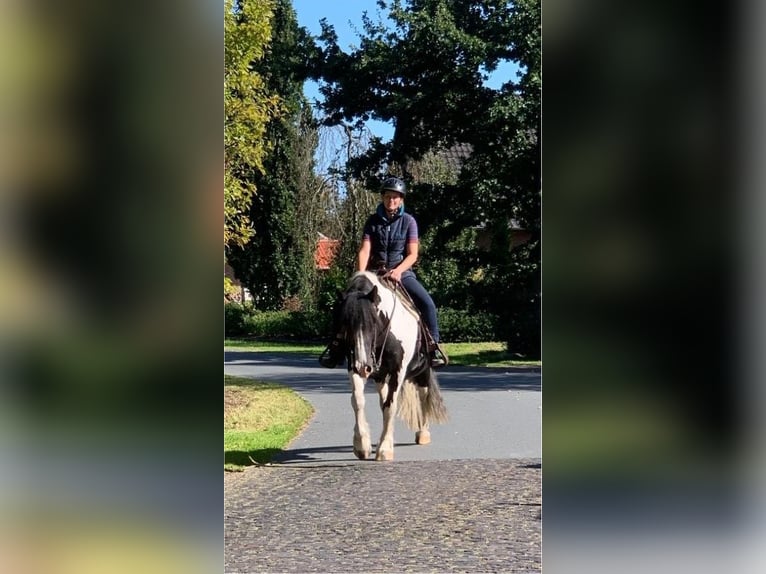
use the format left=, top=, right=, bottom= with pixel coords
left=380, top=176, right=406, bottom=196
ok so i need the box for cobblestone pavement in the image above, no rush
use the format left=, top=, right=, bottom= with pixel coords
left=225, top=458, right=541, bottom=573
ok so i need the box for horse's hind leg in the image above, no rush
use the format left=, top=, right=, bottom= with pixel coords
left=415, top=385, right=431, bottom=444
left=413, top=368, right=448, bottom=444
left=350, top=373, right=371, bottom=459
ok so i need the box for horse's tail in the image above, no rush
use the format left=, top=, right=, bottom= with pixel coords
left=421, top=369, right=449, bottom=425
left=398, top=369, right=449, bottom=431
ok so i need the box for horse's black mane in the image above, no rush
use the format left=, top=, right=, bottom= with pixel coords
left=339, top=274, right=382, bottom=340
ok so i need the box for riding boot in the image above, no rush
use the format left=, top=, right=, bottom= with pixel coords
left=425, top=337, right=447, bottom=368
left=319, top=337, right=346, bottom=368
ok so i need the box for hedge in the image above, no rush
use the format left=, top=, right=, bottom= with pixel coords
left=437, top=308, right=500, bottom=343
left=225, top=303, right=500, bottom=342
left=225, top=303, right=331, bottom=339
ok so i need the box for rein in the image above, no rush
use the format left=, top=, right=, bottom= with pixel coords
left=372, top=282, right=398, bottom=371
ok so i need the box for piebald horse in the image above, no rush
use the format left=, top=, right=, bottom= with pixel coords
left=336, top=271, right=448, bottom=461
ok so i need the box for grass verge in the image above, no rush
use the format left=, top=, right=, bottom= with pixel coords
left=224, top=339, right=540, bottom=367
left=443, top=342, right=541, bottom=367
left=225, top=339, right=326, bottom=354
left=224, top=375, right=314, bottom=471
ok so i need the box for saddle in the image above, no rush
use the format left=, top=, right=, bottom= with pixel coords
left=375, top=270, right=449, bottom=367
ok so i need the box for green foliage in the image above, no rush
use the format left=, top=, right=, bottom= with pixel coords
left=224, top=302, right=331, bottom=339
left=224, top=301, right=249, bottom=336
left=228, top=0, right=328, bottom=311
left=505, top=292, right=540, bottom=357
left=224, top=0, right=281, bottom=249
left=438, top=308, right=499, bottom=343
left=224, top=276, right=240, bottom=300
left=316, top=265, right=348, bottom=315
left=314, top=0, right=518, bottom=165
left=245, top=309, right=330, bottom=339
left=417, top=225, right=482, bottom=309
left=473, top=228, right=540, bottom=358
left=224, top=302, right=499, bottom=342
left=502, top=240, right=540, bottom=358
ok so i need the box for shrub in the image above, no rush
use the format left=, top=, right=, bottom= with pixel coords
left=437, top=308, right=499, bottom=343
left=225, top=302, right=247, bottom=337
left=317, top=266, right=348, bottom=315
left=505, top=299, right=541, bottom=359
left=241, top=310, right=293, bottom=338
left=297, top=309, right=333, bottom=338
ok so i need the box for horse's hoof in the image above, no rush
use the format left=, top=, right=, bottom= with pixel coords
left=375, top=450, right=394, bottom=461
left=354, top=449, right=370, bottom=460
left=415, top=431, right=431, bottom=445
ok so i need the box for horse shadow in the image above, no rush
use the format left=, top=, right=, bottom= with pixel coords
left=271, top=443, right=420, bottom=465
left=225, top=448, right=282, bottom=467
left=271, top=445, right=356, bottom=464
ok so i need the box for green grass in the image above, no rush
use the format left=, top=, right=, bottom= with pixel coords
left=442, top=342, right=540, bottom=367
left=224, top=375, right=314, bottom=471
left=225, top=339, right=540, bottom=367
left=225, top=339, right=326, bottom=354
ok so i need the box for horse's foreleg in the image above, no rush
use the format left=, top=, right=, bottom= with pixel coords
left=350, top=373, right=371, bottom=459
left=375, top=376, right=399, bottom=461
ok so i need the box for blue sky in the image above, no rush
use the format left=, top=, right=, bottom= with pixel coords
left=292, top=0, right=517, bottom=143
left=293, top=0, right=396, bottom=141
left=293, top=0, right=387, bottom=47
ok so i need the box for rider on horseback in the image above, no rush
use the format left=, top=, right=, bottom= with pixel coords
left=320, top=176, right=447, bottom=369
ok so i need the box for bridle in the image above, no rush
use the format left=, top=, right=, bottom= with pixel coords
left=349, top=282, right=398, bottom=376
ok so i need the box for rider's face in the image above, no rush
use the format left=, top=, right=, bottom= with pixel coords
left=382, top=191, right=403, bottom=209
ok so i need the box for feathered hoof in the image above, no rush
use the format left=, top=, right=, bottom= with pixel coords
left=375, top=450, right=394, bottom=461
left=415, top=431, right=431, bottom=445
left=354, top=448, right=370, bottom=460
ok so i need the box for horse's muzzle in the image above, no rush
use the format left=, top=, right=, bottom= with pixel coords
left=354, top=362, right=374, bottom=378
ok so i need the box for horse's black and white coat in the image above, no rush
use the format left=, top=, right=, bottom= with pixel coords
left=337, top=271, right=447, bottom=460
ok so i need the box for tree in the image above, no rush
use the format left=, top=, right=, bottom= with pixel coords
left=227, top=0, right=327, bottom=310
left=459, top=0, right=540, bottom=357
left=313, top=1, right=517, bottom=164
left=312, top=0, right=541, bottom=356
left=332, top=125, right=380, bottom=274
left=224, top=0, right=280, bottom=249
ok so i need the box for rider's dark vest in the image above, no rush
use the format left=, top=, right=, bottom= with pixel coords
left=364, top=206, right=416, bottom=270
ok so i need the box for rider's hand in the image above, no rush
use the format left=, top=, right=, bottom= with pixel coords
left=388, top=268, right=403, bottom=282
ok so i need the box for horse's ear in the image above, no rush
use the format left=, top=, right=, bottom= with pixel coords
left=366, top=285, right=379, bottom=303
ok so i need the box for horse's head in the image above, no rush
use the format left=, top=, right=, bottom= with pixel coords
left=339, top=275, right=384, bottom=377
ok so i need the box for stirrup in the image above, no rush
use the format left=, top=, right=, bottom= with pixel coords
left=430, top=344, right=448, bottom=368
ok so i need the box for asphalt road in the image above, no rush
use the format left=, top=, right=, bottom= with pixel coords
left=224, top=350, right=541, bottom=465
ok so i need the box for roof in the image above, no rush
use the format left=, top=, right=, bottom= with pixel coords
left=438, top=143, right=473, bottom=172
left=315, top=235, right=340, bottom=270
